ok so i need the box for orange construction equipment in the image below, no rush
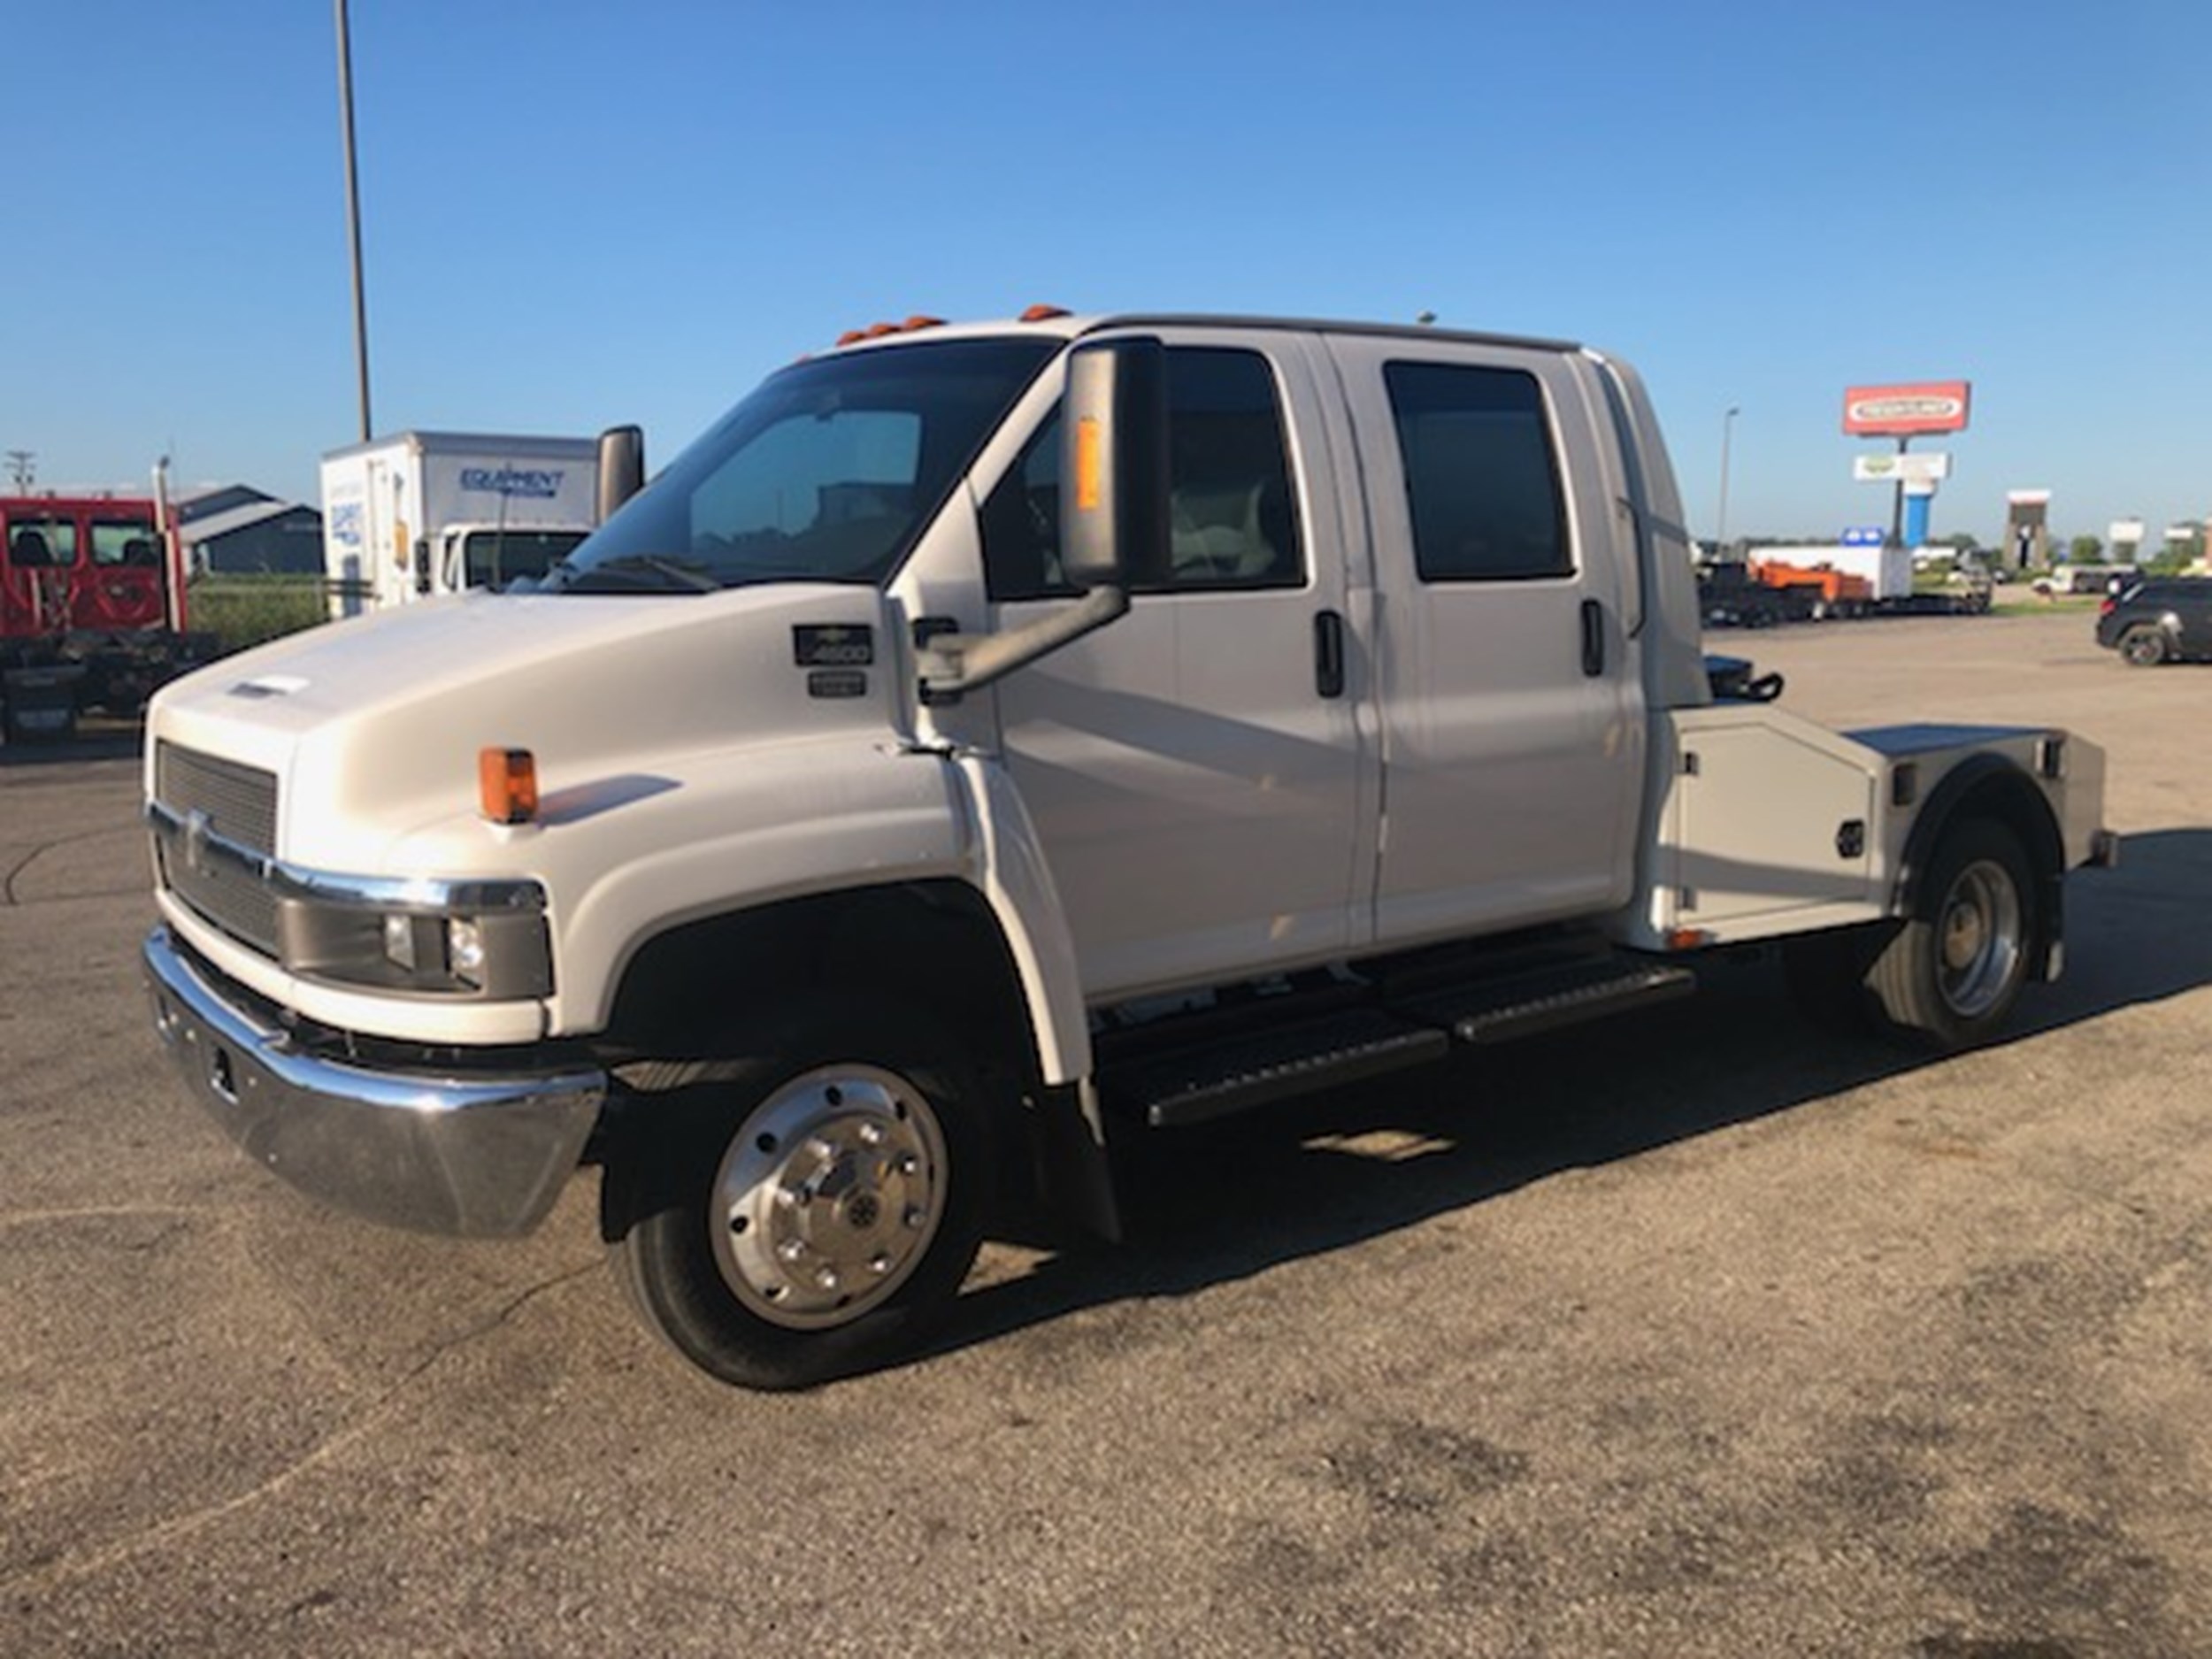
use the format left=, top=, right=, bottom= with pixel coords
left=1749, top=557, right=1873, bottom=618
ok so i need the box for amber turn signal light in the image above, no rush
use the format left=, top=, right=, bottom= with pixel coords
left=479, top=747, right=539, bottom=825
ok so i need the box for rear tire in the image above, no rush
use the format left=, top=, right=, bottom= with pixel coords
left=604, top=1000, right=995, bottom=1390
left=2119, top=626, right=2169, bottom=667
left=1866, top=819, right=2035, bottom=1051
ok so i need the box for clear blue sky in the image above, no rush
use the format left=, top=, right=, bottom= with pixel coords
left=7, top=0, right=2208, bottom=549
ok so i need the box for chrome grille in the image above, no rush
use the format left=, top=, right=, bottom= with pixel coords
left=152, top=742, right=281, bottom=955
left=155, top=742, right=278, bottom=852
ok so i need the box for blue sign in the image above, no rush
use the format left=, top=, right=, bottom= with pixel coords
left=329, top=500, right=364, bottom=548
left=1841, top=526, right=1885, bottom=548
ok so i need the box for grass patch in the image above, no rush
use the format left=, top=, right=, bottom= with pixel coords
left=185, top=574, right=330, bottom=655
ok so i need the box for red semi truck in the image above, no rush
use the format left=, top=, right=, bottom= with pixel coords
left=0, top=492, right=213, bottom=741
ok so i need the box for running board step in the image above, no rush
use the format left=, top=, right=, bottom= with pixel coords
left=1394, top=960, right=1696, bottom=1046
left=1110, top=1010, right=1450, bottom=1130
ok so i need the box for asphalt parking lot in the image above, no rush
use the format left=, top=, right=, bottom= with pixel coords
left=4, top=608, right=2208, bottom=1656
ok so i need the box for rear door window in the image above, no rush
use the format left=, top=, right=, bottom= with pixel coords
left=1384, top=362, right=1571, bottom=583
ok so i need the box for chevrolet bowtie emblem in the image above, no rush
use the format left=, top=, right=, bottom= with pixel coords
left=182, top=810, right=213, bottom=878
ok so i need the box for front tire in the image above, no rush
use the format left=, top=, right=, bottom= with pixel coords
left=606, top=1003, right=994, bottom=1390
left=1867, top=819, right=2036, bottom=1051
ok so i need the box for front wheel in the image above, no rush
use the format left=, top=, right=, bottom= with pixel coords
left=1867, top=819, right=2036, bottom=1051
left=606, top=1003, right=995, bottom=1390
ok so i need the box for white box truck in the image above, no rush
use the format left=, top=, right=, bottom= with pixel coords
left=1826, top=540, right=1915, bottom=602
left=147, top=312, right=2113, bottom=1390
left=320, top=432, right=602, bottom=617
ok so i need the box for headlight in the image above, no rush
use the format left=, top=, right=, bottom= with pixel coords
left=276, top=875, right=552, bottom=998
left=445, top=918, right=488, bottom=985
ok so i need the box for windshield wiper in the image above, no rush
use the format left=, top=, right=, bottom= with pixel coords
left=557, top=553, right=722, bottom=595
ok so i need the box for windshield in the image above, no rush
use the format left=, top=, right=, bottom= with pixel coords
left=549, top=336, right=1057, bottom=595
left=461, top=527, right=588, bottom=588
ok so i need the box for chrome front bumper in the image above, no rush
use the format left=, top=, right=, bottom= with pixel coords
left=143, top=927, right=604, bottom=1238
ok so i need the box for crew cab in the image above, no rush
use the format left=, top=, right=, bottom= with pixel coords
left=142, top=311, right=2114, bottom=1388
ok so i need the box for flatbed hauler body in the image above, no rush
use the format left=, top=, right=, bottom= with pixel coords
left=142, top=313, right=2113, bottom=1388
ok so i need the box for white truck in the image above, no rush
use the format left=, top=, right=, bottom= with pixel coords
left=143, top=312, right=2115, bottom=1389
left=1746, top=541, right=1916, bottom=603
left=320, top=431, right=603, bottom=617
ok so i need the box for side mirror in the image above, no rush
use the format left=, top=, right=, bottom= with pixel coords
left=412, top=538, right=431, bottom=595
left=596, top=425, right=646, bottom=522
left=1060, top=337, right=1169, bottom=591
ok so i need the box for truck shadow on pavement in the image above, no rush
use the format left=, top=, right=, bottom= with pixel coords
left=927, top=826, right=2212, bottom=1369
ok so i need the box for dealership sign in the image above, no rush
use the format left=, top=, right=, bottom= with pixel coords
left=1842, top=380, right=1972, bottom=436
left=1854, top=451, right=1952, bottom=484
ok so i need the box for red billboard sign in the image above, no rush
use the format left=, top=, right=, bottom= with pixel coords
left=1842, top=380, right=1971, bottom=436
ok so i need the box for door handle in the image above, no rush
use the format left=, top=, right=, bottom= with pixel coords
left=1314, top=610, right=1346, bottom=699
left=1580, top=599, right=1605, bottom=677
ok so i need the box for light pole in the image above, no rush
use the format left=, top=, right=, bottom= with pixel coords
left=335, top=0, right=373, bottom=442
left=1715, top=405, right=1740, bottom=557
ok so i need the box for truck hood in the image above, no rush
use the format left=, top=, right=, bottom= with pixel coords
left=149, top=586, right=904, bottom=871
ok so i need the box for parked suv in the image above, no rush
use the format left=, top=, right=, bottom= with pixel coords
left=2096, top=578, right=2212, bottom=665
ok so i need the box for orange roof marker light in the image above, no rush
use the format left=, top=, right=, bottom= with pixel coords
left=1020, top=303, right=1071, bottom=323
left=479, top=747, right=540, bottom=826
left=834, top=314, right=949, bottom=348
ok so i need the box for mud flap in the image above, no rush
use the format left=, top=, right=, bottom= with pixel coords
left=1030, top=1079, right=1122, bottom=1245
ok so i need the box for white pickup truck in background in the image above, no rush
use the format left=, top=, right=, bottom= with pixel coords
left=142, top=311, right=2114, bottom=1388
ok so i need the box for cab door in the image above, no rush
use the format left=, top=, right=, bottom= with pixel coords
left=2176, top=584, right=2212, bottom=659
left=978, top=330, right=1377, bottom=1002
left=1325, top=335, right=1644, bottom=942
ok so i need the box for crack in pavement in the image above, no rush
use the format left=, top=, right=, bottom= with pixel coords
left=0, top=1202, right=236, bottom=1232
left=2, top=841, right=51, bottom=906
left=0, top=1256, right=606, bottom=1596
left=2, top=829, right=149, bottom=906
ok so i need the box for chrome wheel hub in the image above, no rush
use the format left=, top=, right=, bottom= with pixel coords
left=1936, top=859, right=2022, bottom=1019
left=711, top=1064, right=948, bottom=1329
